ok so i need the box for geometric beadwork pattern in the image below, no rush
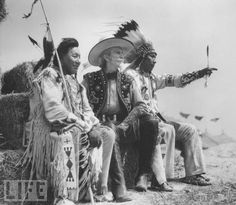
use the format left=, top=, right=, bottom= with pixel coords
left=61, top=131, right=77, bottom=189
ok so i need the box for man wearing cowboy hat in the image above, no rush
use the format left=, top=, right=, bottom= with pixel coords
left=82, top=37, right=163, bottom=199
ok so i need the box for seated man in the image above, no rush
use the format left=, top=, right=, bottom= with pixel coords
left=22, top=38, right=116, bottom=204
left=83, top=37, right=171, bottom=193
left=115, top=20, right=216, bottom=186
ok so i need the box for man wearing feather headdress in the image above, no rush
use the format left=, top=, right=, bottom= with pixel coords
left=83, top=37, right=169, bottom=197
left=23, top=38, right=116, bottom=204
left=117, top=20, right=216, bottom=186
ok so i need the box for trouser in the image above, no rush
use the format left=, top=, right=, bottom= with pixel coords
left=139, top=120, right=175, bottom=184
left=103, top=103, right=159, bottom=193
left=137, top=117, right=159, bottom=178
left=109, top=140, right=127, bottom=198
left=168, top=121, right=206, bottom=176
left=99, top=122, right=127, bottom=199
left=158, top=122, right=176, bottom=179
left=89, top=125, right=116, bottom=192
left=118, top=104, right=159, bottom=180
left=152, top=144, right=167, bottom=184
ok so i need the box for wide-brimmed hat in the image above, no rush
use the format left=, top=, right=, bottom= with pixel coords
left=88, top=37, right=134, bottom=66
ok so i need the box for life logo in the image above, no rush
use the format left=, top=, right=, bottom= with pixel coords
left=4, top=180, right=47, bottom=202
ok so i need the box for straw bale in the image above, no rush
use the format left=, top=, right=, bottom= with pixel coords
left=0, top=0, right=7, bottom=23
left=0, top=149, right=26, bottom=181
left=0, top=149, right=31, bottom=205
left=1, top=61, right=36, bottom=94
left=0, top=93, right=30, bottom=149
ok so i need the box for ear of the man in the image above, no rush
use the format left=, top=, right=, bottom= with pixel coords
left=103, top=53, right=110, bottom=62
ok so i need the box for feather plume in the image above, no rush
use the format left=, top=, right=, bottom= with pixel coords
left=114, top=20, right=155, bottom=63
left=33, top=26, right=54, bottom=73
left=23, top=0, right=39, bottom=19
left=43, top=27, right=54, bottom=66
left=28, top=35, right=41, bottom=49
left=114, top=20, right=146, bottom=46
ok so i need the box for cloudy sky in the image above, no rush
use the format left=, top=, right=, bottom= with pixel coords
left=1, top=0, right=236, bottom=138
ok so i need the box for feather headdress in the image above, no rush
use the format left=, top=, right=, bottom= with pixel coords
left=114, top=20, right=156, bottom=63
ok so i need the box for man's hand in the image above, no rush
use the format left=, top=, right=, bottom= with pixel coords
left=199, top=67, right=218, bottom=77
left=66, top=113, right=80, bottom=123
left=66, top=113, right=88, bottom=131
left=88, top=127, right=102, bottom=148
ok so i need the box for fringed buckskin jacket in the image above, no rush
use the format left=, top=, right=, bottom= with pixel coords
left=125, top=67, right=208, bottom=114
left=125, top=68, right=186, bottom=114
left=83, top=70, right=143, bottom=120
left=23, top=66, right=100, bottom=202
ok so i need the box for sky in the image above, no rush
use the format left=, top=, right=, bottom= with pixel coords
left=1, top=0, right=236, bottom=138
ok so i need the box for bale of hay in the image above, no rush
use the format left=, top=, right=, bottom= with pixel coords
left=0, top=149, right=27, bottom=181
left=1, top=61, right=36, bottom=94
left=0, top=0, right=7, bottom=23
left=0, top=149, right=31, bottom=205
left=0, top=93, right=30, bottom=149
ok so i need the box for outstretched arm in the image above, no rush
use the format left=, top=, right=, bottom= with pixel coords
left=154, top=67, right=217, bottom=89
left=180, top=67, right=217, bottom=86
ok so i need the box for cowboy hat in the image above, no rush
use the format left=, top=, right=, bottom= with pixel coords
left=88, top=37, right=134, bottom=66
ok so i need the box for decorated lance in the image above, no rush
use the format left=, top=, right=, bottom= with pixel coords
left=39, top=0, right=72, bottom=112
left=205, top=45, right=210, bottom=87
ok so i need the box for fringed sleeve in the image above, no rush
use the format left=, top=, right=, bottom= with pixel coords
left=38, top=68, right=70, bottom=122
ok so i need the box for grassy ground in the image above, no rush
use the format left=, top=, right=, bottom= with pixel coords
left=0, top=143, right=236, bottom=205
left=82, top=143, right=236, bottom=205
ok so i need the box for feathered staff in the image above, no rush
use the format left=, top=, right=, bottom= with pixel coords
left=24, top=0, right=72, bottom=111
left=205, top=45, right=209, bottom=87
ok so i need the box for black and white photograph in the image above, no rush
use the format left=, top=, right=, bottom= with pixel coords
left=0, top=0, right=236, bottom=204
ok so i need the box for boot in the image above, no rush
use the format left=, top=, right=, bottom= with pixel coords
left=109, top=141, right=132, bottom=202
left=151, top=176, right=173, bottom=192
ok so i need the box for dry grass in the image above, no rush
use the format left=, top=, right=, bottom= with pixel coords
left=80, top=144, right=236, bottom=205
left=1, top=61, right=35, bottom=94
left=0, top=149, right=30, bottom=205
left=0, top=0, right=7, bottom=23
left=0, top=93, right=30, bottom=149
left=0, top=142, right=235, bottom=205
left=0, top=61, right=34, bottom=149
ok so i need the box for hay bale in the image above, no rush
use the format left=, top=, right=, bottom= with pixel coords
left=0, top=0, right=7, bottom=23
left=0, top=149, right=30, bottom=205
left=0, top=149, right=26, bottom=181
left=0, top=93, right=30, bottom=149
left=1, top=61, right=35, bottom=94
